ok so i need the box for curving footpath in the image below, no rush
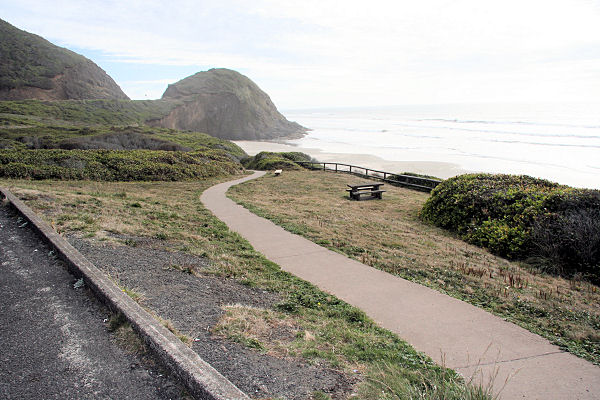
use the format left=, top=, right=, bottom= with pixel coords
left=201, top=171, right=600, bottom=400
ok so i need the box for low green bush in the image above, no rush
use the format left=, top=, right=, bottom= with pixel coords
left=387, top=172, right=441, bottom=189
left=0, top=115, right=247, bottom=165
left=0, top=99, right=177, bottom=126
left=0, top=149, right=242, bottom=181
left=421, top=174, right=600, bottom=281
left=241, top=151, right=313, bottom=170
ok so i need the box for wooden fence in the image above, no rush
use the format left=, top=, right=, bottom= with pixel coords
left=296, top=162, right=442, bottom=192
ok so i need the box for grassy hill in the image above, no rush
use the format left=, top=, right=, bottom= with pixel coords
left=0, top=104, right=244, bottom=153
left=0, top=98, right=247, bottom=180
left=0, top=99, right=177, bottom=126
left=0, top=19, right=81, bottom=91
left=0, top=18, right=128, bottom=100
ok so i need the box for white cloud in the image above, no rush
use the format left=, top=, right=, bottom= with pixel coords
left=1, top=0, right=599, bottom=107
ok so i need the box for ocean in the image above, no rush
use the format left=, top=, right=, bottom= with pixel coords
left=282, top=102, right=600, bottom=189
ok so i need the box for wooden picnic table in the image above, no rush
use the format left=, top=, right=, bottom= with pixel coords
left=346, top=182, right=386, bottom=200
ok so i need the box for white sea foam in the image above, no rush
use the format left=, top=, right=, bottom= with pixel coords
left=283, top=102, right=600, bottom=189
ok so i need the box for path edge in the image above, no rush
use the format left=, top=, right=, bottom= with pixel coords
left=0, top=187, right=249, bottom=400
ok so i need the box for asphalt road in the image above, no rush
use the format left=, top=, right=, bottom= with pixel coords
left=0, top=204, right=186, bottom=400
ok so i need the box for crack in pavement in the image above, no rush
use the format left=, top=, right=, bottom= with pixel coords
left=456, top=350, right=566, bottom=369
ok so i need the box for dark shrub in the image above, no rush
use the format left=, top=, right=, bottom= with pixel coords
left=387, top=173, right=441, bottom=190
left=421, top=173, right=600, bottom=281
left=242, top=151, right=312, bottom=170
left=57, top=132, right=191, bottom=151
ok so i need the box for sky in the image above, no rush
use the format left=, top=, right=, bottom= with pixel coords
left=2, top=0, right=600, bottom=109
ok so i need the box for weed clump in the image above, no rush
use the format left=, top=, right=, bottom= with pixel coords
left=421, top=173, right=600, bottom=281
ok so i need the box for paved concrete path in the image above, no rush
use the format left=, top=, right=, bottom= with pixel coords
left=201, top=171, right=600, bottom=400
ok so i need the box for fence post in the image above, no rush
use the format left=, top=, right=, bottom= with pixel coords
left=335, top=163, right=338, bottom=172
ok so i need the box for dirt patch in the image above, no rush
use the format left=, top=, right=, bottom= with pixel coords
left=67, top=234, right=355, bottom=400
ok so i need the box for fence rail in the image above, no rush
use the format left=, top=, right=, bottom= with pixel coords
left=296, top=162, right=442, bottom=192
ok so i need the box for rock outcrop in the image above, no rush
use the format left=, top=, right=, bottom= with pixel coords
left=0, top=19, right=129, bottom=100
left=151, top=68, right=305, bottom=140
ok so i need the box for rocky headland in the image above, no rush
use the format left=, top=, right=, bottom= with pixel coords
left=150, top=68, right=306, bottom=140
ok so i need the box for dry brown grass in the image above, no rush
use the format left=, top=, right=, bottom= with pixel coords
left=0, top=176, right=503, bottom=397
left=2, top=179, right=214, bottom=247
left=228, top=170, right=600, bottom=363
left=213, top=305, right=300, bottom=358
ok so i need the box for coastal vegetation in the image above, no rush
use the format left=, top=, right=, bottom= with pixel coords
left=228, top=170, right=600, bottom=365
left=0, top=149, right=241, bottom=181
left=421, top=174, right=600, bottom=282
left=0, top=22, right=80, bottom=91
left=241, top=151, right=313, bottom=170
left=0, top=178, right=496, bottom=399
left=387, top=172, right=441, bottom=190
left=0, top=18, right=128, bottom=100
left=0, top=99, right=177, bottom=126
left=0, top=100, right=247, bottom=181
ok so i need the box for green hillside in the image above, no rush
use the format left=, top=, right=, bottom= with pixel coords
left=0, top=18, right=128, bottom=100
left=0, top=97, right=247, bottom=181
left=0, top=19, right=81, bottom=91
left=0, top=99, right=178, bottom=126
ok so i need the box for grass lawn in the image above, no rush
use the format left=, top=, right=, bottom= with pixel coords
left=0, top=177, right=496, bottom=399
left=228, top=170, right=600, bottom=365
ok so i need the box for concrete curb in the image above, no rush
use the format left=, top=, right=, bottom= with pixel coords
left=0, top=187, right=249, bottom=400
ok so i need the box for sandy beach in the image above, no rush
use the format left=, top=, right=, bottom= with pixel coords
left=233, top=140, right=471, bottom=179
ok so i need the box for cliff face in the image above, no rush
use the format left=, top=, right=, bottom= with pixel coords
left=152, top=69, right=305, bottom=140
left=0, top=19, right=129, bottom=100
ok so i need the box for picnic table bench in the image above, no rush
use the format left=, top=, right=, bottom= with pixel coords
left=346, top=182, right=386, bottom=200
